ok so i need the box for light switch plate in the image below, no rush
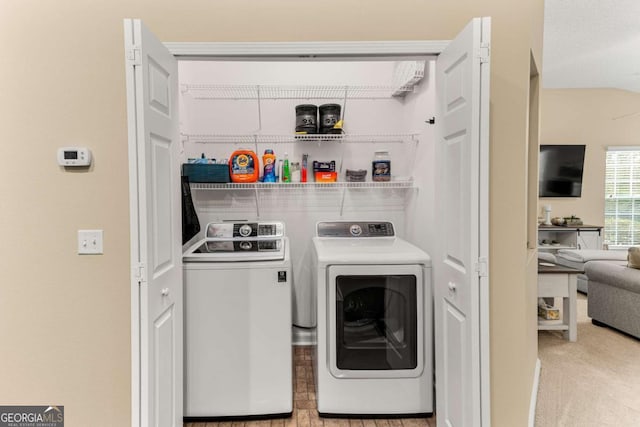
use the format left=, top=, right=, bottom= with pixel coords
left=78, top=229, right=103, bottom=254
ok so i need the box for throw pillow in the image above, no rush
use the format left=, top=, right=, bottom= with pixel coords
left=628, top=247, right=640, bottom=269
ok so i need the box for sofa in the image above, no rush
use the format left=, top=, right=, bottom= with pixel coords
left=554, top=249, right=628, bottom=293
left=584, top=249, right=640, bottom=339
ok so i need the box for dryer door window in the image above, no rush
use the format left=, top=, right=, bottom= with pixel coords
left=336, top=274, right=417, bottom=370
left=327, top=264, right=425, bottom=379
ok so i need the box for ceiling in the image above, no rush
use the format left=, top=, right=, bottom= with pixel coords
left=542, top=0, right=640, bottom=93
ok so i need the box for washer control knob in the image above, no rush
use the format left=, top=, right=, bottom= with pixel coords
left=239, top=224, right=252, bottom=237
left=349, top=224, right=362, bottom=237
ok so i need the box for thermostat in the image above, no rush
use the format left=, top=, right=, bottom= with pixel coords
left=57, top=147, right=92, bottom=167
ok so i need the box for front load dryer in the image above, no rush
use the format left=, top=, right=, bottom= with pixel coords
left=312, top=221, right=433, bottom=416
left=183, top=221, right=292, bottom=420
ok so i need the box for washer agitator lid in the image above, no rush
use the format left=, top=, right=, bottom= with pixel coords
left=183, top=221, right=286, bottom=262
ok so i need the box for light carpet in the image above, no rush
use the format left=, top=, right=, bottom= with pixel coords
left=536, top=293, right=640, bottom=427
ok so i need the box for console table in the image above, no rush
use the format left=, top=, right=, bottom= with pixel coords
left=538, top=263, right=582, bottom=341
left=538, top=224, right=603, bottom=252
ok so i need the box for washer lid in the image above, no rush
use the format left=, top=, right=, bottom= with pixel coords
left=183, top=237, right=285, bottom=262
left=313, top=236, right=430, bottom=266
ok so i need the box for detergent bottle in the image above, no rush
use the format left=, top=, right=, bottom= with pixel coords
left=229, top=149, right=259, bottom=183
left=262, top=149, right=276, bottom=183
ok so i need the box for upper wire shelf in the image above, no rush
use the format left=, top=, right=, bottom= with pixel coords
left=190, top=180, right=416, bottom=191
left=180, top=84, right=417, bottom=100
left=182, top=133, right=419, bottom=144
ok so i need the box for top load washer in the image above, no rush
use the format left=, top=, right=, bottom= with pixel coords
left=311, top=221, right=433, bottom=416
left=183, top=221, right=292, bottom=420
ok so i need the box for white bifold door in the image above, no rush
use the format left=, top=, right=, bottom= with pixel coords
left=124, top=19, right=183, bottom=427
left=435, top=17, right=490, bottom=427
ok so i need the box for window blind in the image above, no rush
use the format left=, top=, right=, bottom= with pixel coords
left=604, top=148, right=640, bottom=246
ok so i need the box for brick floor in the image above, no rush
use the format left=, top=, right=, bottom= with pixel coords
left=185, top=346, right=435, bottom=427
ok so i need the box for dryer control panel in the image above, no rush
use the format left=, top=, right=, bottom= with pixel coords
left=316, top=221, right=395, bottom=238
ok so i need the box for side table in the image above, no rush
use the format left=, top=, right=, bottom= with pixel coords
left=538, top=263, right=582, bottom=342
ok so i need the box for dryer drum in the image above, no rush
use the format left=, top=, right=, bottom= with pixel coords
left=342, top=288, right=400, bottom=323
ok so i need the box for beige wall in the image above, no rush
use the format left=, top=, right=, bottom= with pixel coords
left=0, top=1, right=542, bottom=426
left=540, top=89, right=640, bottom=226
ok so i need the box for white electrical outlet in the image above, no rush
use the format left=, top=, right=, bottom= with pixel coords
left=78, top=230, right=103, bottom=254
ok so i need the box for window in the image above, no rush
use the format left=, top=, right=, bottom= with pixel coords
left=604, top=148, right=640, bottom=247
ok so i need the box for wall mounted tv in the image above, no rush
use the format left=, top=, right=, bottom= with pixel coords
left=539, top=144, right=586, bottom=197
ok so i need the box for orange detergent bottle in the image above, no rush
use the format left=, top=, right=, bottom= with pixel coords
left=229, top=149, right=259, bottom=183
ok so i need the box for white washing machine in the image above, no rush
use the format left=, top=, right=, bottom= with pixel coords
left=312, top=221, right=433, bottom=416
left=183, top=221, right=292, bottom=420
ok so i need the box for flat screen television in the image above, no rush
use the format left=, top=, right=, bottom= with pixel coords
left=539, top=144, right=586, bottom=197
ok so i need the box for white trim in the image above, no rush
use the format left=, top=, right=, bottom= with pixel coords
left=123, top=18, right=141, bottom=427
left=529, top=358, right=541, bottom=427
left=164, top=40, right=449, bottom=58
left=479, top=16, right=492, bottom=427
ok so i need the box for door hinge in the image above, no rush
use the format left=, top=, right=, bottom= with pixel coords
left=126, top=46, right=141, bottom=66
left=133, top=262, right=146, bottom=283
left=475, top=257, right=488, bottom=277
left=478, top=43, right=490, bottom=64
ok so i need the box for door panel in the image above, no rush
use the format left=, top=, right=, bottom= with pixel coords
left=151, top=135, right=173, bottom=272
left=435, top=17, right=490, bottom=427
left=155, top=306, right=176, bottom=424
left=148, top=58, right=171, bottom=116
left=125, top=18, right=182, bottom=427
left=444, top=132, right=467, bottom=272
left=443, top=300, right=465, bottom=427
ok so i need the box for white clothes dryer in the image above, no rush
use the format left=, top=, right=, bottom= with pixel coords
left=183, top=221, right=292, bottom=421
left=312, top=221, right=433, bottom=416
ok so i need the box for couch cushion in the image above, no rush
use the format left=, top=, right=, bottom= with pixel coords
left=557, top=249, right=628, bottom=263
left=628, top=247, right=640, bottom=269
left=538, top=252, right=557, bottom=263
left=555, top=249, right=627, bottom=271
left=585, top=261, right=640, bottom=294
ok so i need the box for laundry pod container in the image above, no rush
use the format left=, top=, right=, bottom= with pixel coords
left=229, top=149, right=259, bottom=183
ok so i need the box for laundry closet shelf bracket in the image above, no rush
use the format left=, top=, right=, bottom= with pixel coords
left=252, top=134, right=261, bottom=218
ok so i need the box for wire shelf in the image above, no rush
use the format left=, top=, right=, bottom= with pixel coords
left=181, top=84, right=416, bottom=100
left=183, top=133, right=419, bottom=144
left=190, top=180, right=416, bottom=191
